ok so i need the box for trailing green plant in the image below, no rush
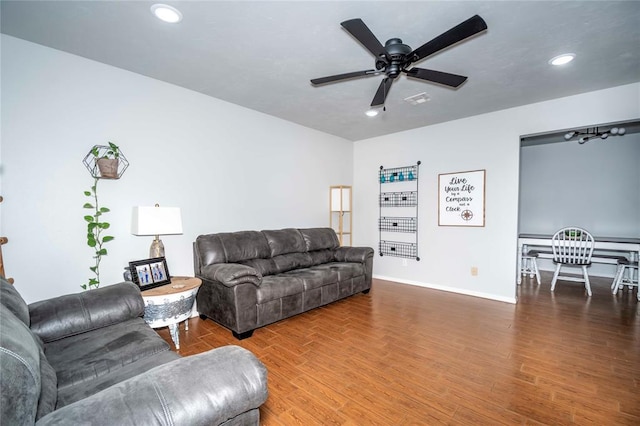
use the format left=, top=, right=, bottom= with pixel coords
left=82, top=177, right=114, bottom=290
left=79, top=142, right=127, bottom=289
left=81, top=142, right=121, bottom=290
left=92, top=141, right=120, bottom=159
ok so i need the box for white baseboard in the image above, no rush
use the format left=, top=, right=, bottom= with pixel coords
left=373, top=274, right=517, bottom=304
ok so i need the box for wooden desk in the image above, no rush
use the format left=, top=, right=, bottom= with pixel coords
left=517, top=234, right=640, bottom=285
left=141, top=276, right=202, bottom=349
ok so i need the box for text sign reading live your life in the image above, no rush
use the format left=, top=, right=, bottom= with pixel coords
left=438, top=169, right=486, bottom=227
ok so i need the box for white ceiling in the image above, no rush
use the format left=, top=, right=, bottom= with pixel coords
left=2, top=1, right=639, bottom=141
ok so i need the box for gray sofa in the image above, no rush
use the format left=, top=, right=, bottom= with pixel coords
left=0, top=277, right=268, bottom=425
left=194, top=227, right=374, bottom=339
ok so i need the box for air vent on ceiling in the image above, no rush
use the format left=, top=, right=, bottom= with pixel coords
left=404, top=92, right=430, bottom=106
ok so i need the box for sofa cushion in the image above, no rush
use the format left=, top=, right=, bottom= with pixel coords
left=281, top=268, right=339, bottom=291
left=310, top=262, right=364, bottom=282
left=37, top=348, right=58, bottom=420
left=46, top=317, right=170, bottom=390
left=308, top=249, right=336, bottom=266
left=195, top=233, right=227, bottom=267
left=201, top=263, right=262, bottom=287
left=0, top=308, right=42, bottom=424
left=0, top=293, right=58, bottom=421
left=1, top=278, right=30, bottom=326
left=219, top=231, right=271, bottom=263
left=238, top=258, right=279, bottom=277
left=44, top=347, right=268, bottom=426
left=299, top=228, right=340, bottom=252
left=262, top=228, right=306, bottom=257
left=29, top=282, right=145, bottom=344
left=256, top=276, right=304, bottom=304
left=56, top=350, right=179, bottom=408
left=272, top=252, right=313, bottom=274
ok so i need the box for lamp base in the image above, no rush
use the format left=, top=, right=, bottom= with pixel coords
left=150, top=237, right=165, bottom=258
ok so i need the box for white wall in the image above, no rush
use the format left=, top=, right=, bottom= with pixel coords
left=1, top=36, right=353, bottom=303
left=520, top=132, right=640, bottom=276
left=354, top=83, right=640, bottom=303
left=520, top=133, right=640, bottom=236
left=3, top=35, right=638, bottom=305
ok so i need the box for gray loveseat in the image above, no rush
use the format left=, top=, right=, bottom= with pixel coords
left=194, top=227, right=374, bottom=339
left=0, top=277, right=268, bottom=425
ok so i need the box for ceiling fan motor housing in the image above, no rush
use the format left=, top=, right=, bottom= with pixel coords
left=384, top=38, right=412, bottom=59
left=384, top=38, right=412, bottom=78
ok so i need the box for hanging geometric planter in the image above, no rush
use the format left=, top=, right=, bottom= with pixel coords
left=80, top=142, right=128, bottom=290
left=83, top=144, right=129, bottom=179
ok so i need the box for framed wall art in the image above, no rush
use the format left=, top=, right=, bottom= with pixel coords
left=128, top=257, right=171, bottom=290
left=438, top=169, right=486, bottom=227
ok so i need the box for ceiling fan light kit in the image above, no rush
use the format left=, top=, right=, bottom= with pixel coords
left=564, top=126, right=626, bottom=144
left=311, top=15, right=488, bottom=108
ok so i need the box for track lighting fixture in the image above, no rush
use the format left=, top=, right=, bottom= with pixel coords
left=564, top=126, right=626, bottom=144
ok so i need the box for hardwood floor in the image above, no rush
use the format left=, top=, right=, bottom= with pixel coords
left=157, top=274, right=640, bottom=425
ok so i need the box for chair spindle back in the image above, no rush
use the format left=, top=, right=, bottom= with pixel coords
left=551, top=227, right=594, bottom=265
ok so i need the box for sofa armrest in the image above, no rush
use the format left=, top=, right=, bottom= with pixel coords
left=28, top=282, right=144, bottom=343
left=334, top=246, right=374, bottom=263
left=36, top=345, right=268, bottom=426
left=200, top=263, right=261, bottom=287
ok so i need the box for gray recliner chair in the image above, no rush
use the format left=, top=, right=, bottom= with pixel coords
left=0, top=277, right=268, bottom=425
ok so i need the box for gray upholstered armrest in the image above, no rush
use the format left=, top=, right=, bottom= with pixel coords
left=334, top=246, right=375, bottom=263
left=36, top=345, right=268, bottom=426
left=28, top=282, right=144, bottom=343
left=200, top=263, right=261, bottom=287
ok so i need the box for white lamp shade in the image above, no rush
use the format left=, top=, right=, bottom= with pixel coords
left=131, top=206, right=183, bottom=236
left=331, top=187, right=351, bottom=212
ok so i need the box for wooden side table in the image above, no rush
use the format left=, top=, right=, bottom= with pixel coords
left=141, top=276, right=201, bottom=349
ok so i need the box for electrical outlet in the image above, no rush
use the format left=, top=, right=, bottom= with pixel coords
left=471, top=266, right=478, bottom=276
left=402, top=258, right=408, bottom=267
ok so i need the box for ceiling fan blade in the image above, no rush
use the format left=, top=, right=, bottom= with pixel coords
left=341, top=18, right=388, bottom=60
left=311, top=69, right=378, bottom=85
left=410, top=15, right=487, bottom=62
left=371, top=77, right=393, bottom=106
left=405, top=68, right=468, bottom=88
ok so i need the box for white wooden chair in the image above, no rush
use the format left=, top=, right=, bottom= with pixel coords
left=611, top=257, right=639, bottom=295
left=550, top=227, right=595, bottom=296
left=520, top=250, right=541, bottom=285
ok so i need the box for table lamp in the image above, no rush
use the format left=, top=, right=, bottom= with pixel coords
left=131, top=205, right=183, bottom=258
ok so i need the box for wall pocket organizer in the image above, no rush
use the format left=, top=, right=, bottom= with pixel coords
left=379, top=161, right=420, bottom=260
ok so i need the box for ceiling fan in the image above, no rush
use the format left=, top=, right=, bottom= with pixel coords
left=311, top=15, right=488, bottom=107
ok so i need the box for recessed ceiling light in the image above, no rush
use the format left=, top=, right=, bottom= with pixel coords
left=151, top=4, right=182, bottom=23
left=365, top=109, right=379, bottom=117
left=549, top=53, right=575, bottom=66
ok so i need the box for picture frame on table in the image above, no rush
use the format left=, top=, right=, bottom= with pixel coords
left=128, top=257, right=171, bottom=291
